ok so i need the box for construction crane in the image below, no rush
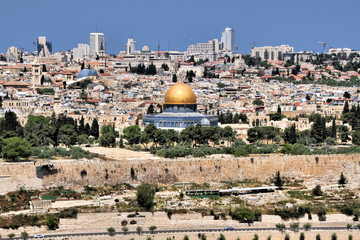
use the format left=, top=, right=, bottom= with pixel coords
left=319, top=41, right=327, bottom=56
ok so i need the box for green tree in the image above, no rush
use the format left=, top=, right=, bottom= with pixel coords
left=283, top=124, right=297, bottom=144
left=276, top=223, right=286, bottom=231
left=122, top=226, right=128, bottom=235
left=0, top=110, right=23, bottom=137
left=99, top=125, right=119, bottom=147
left=136, top=183, right=156, bottom=210
left=349, top=234, right=353, bottom=240
left=253, top=99, right=264, bottom=106
left=90, top=118, right=100, bottom=139
left=343, top=91, right=351, bottom=99
left=303, top=222, right=311, bottom=231
left=339, top=172, right=347, bottom=187
left=108, top=227, right=115, bottom=236
left=149, top=225, right=157, bottom=233
left=172, top=74, right=177, bottom=83
left=184, top=235, right=189, bottom=240
left=20, top=231, right=29, bottom=240
left=343, top=101, right=350, bottom=114
left=285, top=234, right=290, bottom=240
left=2, top=137, right=30, bottom=161
left=218, top=234, right=226, bottom=240
left=346, top=223, right=352, bottom=230
left=78, top=116, right=85, bottom=134
left=300, top=232, right=305, bottom=240
left=316, top=234, right=321, bottom=240
left=352, top=131, right=360, bottom=145
left=290, top=222, right=299, bottom=231
left=8, top=233, right=15, bottom=239
left=331, top=233, right=337, bottom=240
left=123, top=125, right=142, bottom=145
left=136, top=226, right=142, bottom=235
left=274, top=171, right=284, bottom=189
left=46, top=215, right=59, bottom=230
left=59, top=124, right=77, bottom=147
left=312, top=185, right=323, bottom=196
left=252, top=234, right=259, bottom=240
left=311, top=115, right=326, bottom=143
left=119, top=135, right=125, bottom=148
left=147, top=104, right=155, bottom=114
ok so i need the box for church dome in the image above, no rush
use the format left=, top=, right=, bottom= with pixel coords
left=77, top=69, right=98, bottom=79
left=164, top=83, right=196, bottom=105
left=142, top=45, right=150, bottom=52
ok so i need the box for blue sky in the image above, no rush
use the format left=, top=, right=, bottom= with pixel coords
left=1, top=0, right=359, bottom=54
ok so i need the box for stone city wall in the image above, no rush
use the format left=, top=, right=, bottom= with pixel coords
left=0, top=153, right=359, bottom=193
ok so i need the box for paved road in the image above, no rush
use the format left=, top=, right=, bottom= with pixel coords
left=2, top=226, right=355, bottom=239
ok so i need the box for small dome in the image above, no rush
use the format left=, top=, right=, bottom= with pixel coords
left=164, top=83, right=196, bottom=105
left=200, top=118, right=210, bottom=127
left=77, top=69, right=98, bottom=79
left=142, top=45, right=150, bottom=52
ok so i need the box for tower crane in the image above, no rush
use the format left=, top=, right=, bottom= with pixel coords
left=319, top=41, right=327, bottom=56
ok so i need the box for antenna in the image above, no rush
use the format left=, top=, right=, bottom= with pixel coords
left=158, top=39, right=160, bottom=52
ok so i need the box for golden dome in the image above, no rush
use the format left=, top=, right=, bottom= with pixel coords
left=164, top=83, right=196, bottom=105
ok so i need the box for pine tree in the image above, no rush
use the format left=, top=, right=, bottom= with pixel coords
left=81, top=62, right=85, bottom=70
left=90, top=118, right=100, bottom=139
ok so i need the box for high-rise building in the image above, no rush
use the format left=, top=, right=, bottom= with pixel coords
left=126, top=38, right=136, bottom=54
left=73, top=43, right=90, bottom=59
left=89, top=33, right=104, bottom=56
left=251, top=45, right=294, bottom=61
left=37, top=36, right=52, bottom=57
left=221, top=27, right=235, bottom=52
left=6, top=46, right=22, bottom=62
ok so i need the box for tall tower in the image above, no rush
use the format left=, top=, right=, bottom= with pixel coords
left=126, top=38, right=136, bottom=54
left=221, top=27, right=235, bottom=52
left=89, top=33, right=104, bottom=56
left=32, top=57, right=42, bottom=86
left=99, top=42, right=106, bottom=68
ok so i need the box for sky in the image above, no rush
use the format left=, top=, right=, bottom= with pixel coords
left=1, top=0, right=359, bottom=55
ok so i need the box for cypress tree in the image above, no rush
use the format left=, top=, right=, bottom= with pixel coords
left=90, top=118, right=100, bottom=139
left=343, top=101, right=349, bottom=114
left=274, top=171, right=283, bottom=189
left=79, top=116, right=85, bottom=134
left=85, top=123, right=91, bottom=136
left=289, top=124, right=297, bottom=144
left=331, top=119, right=337, bottom=139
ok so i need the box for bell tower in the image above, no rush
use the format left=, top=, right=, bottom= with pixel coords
left=32, top=57, right=42, bottom=86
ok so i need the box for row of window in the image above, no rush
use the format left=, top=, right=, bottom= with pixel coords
left=156, top=121, right=195, bottom=128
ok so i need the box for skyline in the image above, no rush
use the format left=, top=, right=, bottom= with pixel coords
left=1, top=0, right=360, bottom=54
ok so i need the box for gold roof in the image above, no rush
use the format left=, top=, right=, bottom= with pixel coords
left=164, top=83, right=196, bottom=105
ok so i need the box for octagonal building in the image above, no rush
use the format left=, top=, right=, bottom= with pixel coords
left=142, top=83, right=218, bottom=130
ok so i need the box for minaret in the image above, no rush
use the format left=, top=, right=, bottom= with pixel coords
left=32, top=57, right=42, bottom=86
